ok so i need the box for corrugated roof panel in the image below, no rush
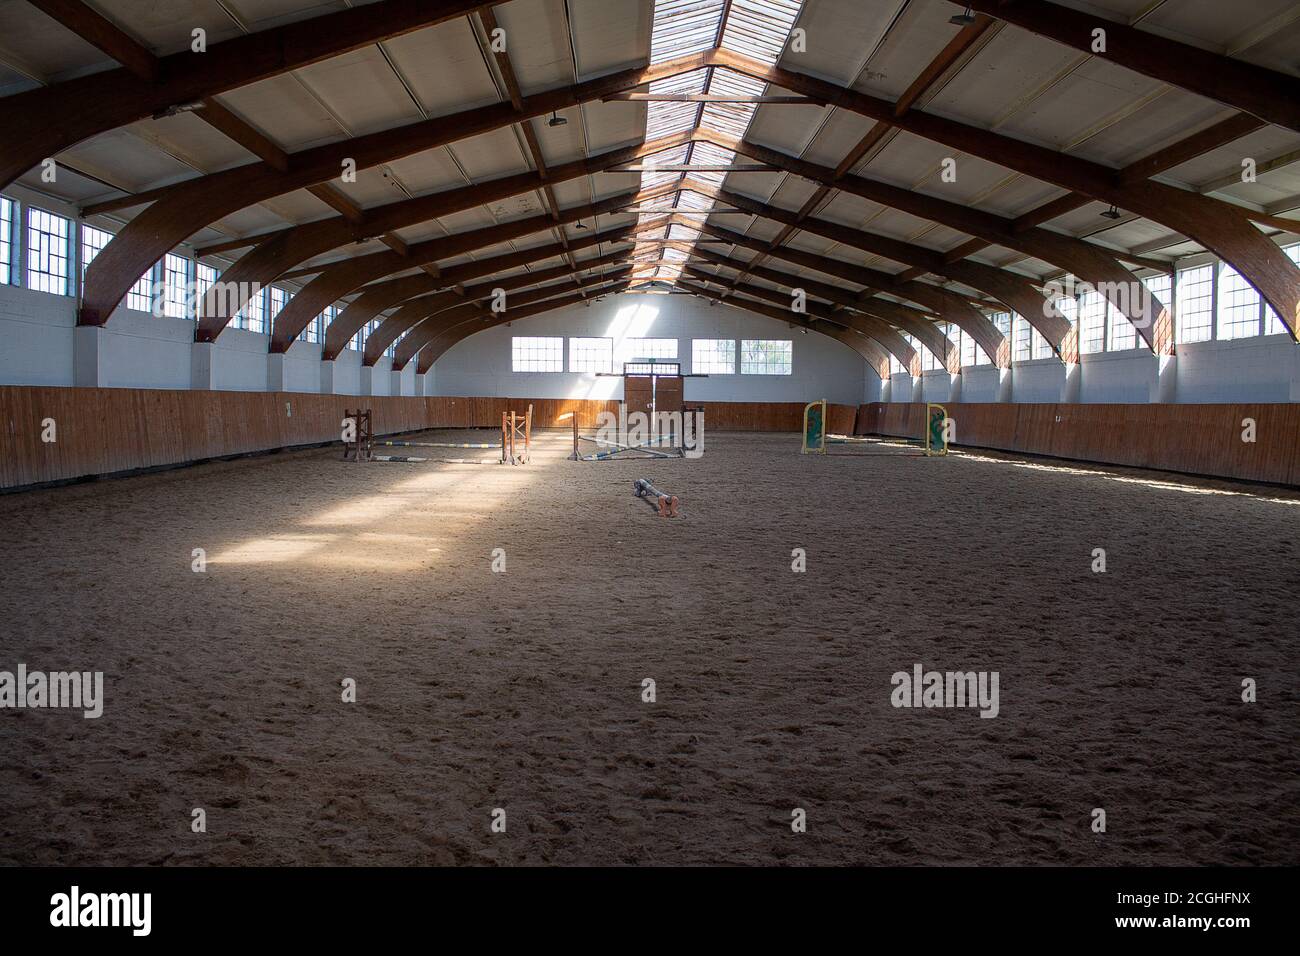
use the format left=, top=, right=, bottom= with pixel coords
left=720, top=0, right=804, bottom=65
left=649, top=0, right=727, bottom=63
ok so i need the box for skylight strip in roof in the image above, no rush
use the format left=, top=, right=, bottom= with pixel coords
left=649, top=0, right=726, bottom=63
left=720, top=0, right=803, bottom=66
left=638, top=0, right=806, bottom=285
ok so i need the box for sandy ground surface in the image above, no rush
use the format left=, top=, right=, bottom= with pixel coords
left=0, top=429, right=1296, bottom=866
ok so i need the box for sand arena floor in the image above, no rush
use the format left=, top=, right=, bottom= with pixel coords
left=0, top=428, right=1297, bottom=866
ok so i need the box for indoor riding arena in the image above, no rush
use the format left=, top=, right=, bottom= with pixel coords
left=0, top=0, right=1297, bottom=914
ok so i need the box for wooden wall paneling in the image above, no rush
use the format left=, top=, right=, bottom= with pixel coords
left=827, top=404, right=857, bottom=435
left=3, top=388, right=1298, bottom=490
left=858, top=401, right=1300, bottom=486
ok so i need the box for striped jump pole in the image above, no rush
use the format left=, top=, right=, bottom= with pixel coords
left=375, top=440, right=499, bottom=449
left=578, top=436, right=678, bottom=459
left=371, top=454, right=499, bottom=464
left=633, top=478, right=680, bottom=518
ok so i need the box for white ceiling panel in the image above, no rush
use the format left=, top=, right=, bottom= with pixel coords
left=217, top=73, right=345, bottom=150
left=484, top=190, right=549, bottom=222
left=260, top=188, right=334, bottom=224
left=569, top=0, right=649, bottom=75
left=381, top=148, right=474, bottom=196
left=971, top=176, right=1064, bottom=219
left=94, top=0, right=246, bottom=55
left=578, top=100, right=646, bottom=153
left=293, top=46, right=425, bottom=136
left=994, top=56, right=1166, bottom=153
left=132, top=110, right=261, bottom=172
left=383, top=17, right=501, bottom=117
left=792, top=110, right=876, bottom=169
left=0, top=3, right=115, bottom=81
left=207, top=203, right=292, bottom=240
left=778, top=0, right=903, bottom=86
left=446, top=128, right=532, bottom=181
left=492, top=0, right=574, bottom=91
left=1069, top=93, right=1232, bottom=169
left=851, top=0, right=967, bottom=100
left=1168, top=128, right=1300, bottom=188
left=56, top=129, right=196, bottom=191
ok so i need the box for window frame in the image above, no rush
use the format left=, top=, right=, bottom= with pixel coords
left=511, top=335, right=565, bottom=372
left=25, top=205, right=73, bottom=297
left=691, top=338, right=736, bottom=374
left=569, top=336, right=614, bottom=374
left=739, top=338, right=793, bottom=375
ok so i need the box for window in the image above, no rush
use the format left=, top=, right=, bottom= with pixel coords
left=740, top=339, right=792, bottom=375
left=1078, top=289, right=1106, bottom=354
left=1012, top=313, right=1032, bottom=362
left=80, top=224, right=112, bottom=285
left=1032, top=327, right=1053, bottom=359
left=1106, top=299, right=1136, bottom=352
left=1265, top=245, right=1300, bottom=335
left=625, top=362, right=680, bottom=375
left=162, top=253, right=191, bottom=318
left=240, top=287, right=268, bottom=333
left=624, top=337, right=677, bottom=360
left=1143, top=273, right=1172, bottom=324
left=194, top=263, right=217, bottom=318
left=920, top=325, right=941, bottom=371
left=312, top=304, right=334, bottom=345
left=976, top=316, right=1004, bottom=367
left=570, top=336, right=613, bottom=373
left=0, top=197, right=12, bottom=285
left=352, top=319, right=380, bottom=353
left=26, top=207, right=71, bottom=295
left=937, top=323, right=959, bottom=371
left=1120, top=273, right=1171, bottom=351
left=889, top=337, right=909, bottom=376
left=1217, top=263, right=1260, bottom=340
left=1175, top=264, right=1213, bottom=343
left=267, top=287, right=294, bottom=339
left=512, top=336, right=564, bottom=372
left=1049, top=296, right=1075, bottom=359
left=126, top=265, right=156, bottom=313
left=692, top=338, right=735, bottom=374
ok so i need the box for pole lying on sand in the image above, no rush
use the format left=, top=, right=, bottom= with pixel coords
left=633, top=478, right=680, bottom=518
left=371, top=455, right=498, bottom=464
left=375, top=440, right=499, bottom=449
left=581, top=436, right=677, bottom=460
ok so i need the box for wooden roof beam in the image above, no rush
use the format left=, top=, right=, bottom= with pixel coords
left=0, top=0, right=492, bottom=191
left=27, top=0, right=159, bottom=82
left=79, top=52, right=713, bottom=328
left=963, top=0, right=1300, bottom=132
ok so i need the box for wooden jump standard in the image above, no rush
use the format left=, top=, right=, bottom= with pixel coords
left=502, top=405, right=533, bottom=466
left=342, top=406, right=532, bottom=464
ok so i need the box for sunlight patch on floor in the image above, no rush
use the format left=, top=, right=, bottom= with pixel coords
left=958, top=451, right=1300, bottom=504
left=212, top=445, right=549, bottom=570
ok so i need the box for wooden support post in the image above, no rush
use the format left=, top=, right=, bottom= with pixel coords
left=342, top=408, right=373, bottom=462
left=525, top=404, right=532, bottom=464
